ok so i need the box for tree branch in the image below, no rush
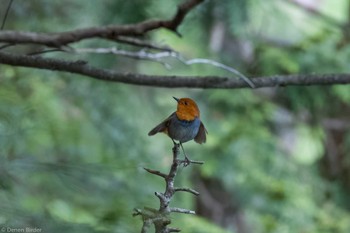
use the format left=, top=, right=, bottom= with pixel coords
left=45, top=47, right=254, bottom=87
left=144, top=168, right=168, bottom=179
left=174, top=187, right=199, bottom=196
left=1, top=0, right=13, bottom=30
left=135, top=143, right=202, bottom=232
left=114, top=36, right=173, bottom=52
left=0, top=0, right=204, bottom=47
left=1, top=51, right=350, bottom=89
left=169, top=207, right=196, bottom=214
left=167, top=227, right=181, bottom=233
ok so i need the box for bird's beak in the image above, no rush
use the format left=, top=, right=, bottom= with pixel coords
left=173, top=97, right=179, bottom=102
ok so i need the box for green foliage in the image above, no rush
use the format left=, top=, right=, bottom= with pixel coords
left=178, top=215, right=232, bottom=233
left=1, top=0, right=350, bottom=233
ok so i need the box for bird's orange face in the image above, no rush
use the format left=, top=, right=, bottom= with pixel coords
left=175, top=97, right=200, bottom=121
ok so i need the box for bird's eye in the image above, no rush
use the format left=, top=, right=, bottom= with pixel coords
left=184, top=101, right=188, bottom=105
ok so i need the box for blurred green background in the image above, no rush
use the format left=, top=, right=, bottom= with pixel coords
left=1, top=0, right=350, bottom=232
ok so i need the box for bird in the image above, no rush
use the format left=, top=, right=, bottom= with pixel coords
left=148, top=97, right=207, bottom=164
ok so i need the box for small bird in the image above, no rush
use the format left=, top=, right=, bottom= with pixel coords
left=148, top=97, right=207, bottom=164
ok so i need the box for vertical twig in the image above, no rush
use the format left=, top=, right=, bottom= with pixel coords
left=134, top=143, right=202, bottom=232
left=1, top=0, right=14, bottom=30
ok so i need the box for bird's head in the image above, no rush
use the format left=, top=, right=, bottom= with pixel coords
left=173, top=97, right=200, bottom=121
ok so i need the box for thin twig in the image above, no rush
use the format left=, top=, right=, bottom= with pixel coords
left=143, top=167, right=167, bottom=179
left=72, top=47, right=254, bottom=87
left=132, top=208, right=143, bottom=217
left=74, top=47, right=172, bottom=69
left=27, top=48, right=66, bottom=56
left=169, top=207, right=196, bottom=214
left=174, top=187, right=199, bottom=196
left=1, top=0, right=14, bottom=30
left=0, top=43, right=15, bottom=50
left=168, top=227, right=181, bottom=233
left=180, top=58, right=255, bottom=88
left=154, top=192, right=167, bottom=203
left=114, top=36, right=173, bottom=52
left=74, top=47, right=168, bottom=58
left=178, top=158, right=204, bottom=165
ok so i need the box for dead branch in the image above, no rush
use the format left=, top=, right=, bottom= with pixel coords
left=135, top=143, right=201, bottom=233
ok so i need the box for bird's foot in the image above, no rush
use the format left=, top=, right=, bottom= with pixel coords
left=183, top=156, right=190, bottom=167
left=179, top=156, right=204, bottom=167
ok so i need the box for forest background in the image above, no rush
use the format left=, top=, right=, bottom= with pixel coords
left=1, top=0, right=350, bottom=233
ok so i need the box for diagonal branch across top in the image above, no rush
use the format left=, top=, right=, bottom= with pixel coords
left=0, top=0, right=204, bottom=47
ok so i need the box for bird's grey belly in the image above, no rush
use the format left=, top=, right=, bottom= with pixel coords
left=168, top=118, right=200, bottom=143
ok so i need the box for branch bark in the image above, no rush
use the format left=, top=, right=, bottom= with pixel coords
left=1, top=51, right=350, bottom=89
left=134, top=144, right=200, bottom=233
left=1, top=0, right=349, bottom=89
left=0, top=0, right=204, bottom=47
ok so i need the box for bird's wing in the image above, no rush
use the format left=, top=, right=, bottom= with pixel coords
left=148, top=112, right=175, bottom=136
left=194, top=121, right=208, bottom=144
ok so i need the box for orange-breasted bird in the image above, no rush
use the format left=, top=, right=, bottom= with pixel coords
left=148, top=97, right=207, bottom=163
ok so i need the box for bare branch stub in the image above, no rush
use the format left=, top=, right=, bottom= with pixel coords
left=169, top=207, right=196, bottom=215
left=144, top=167, right=168, bottom=179
left=174, top=187, right=199, bottom=196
